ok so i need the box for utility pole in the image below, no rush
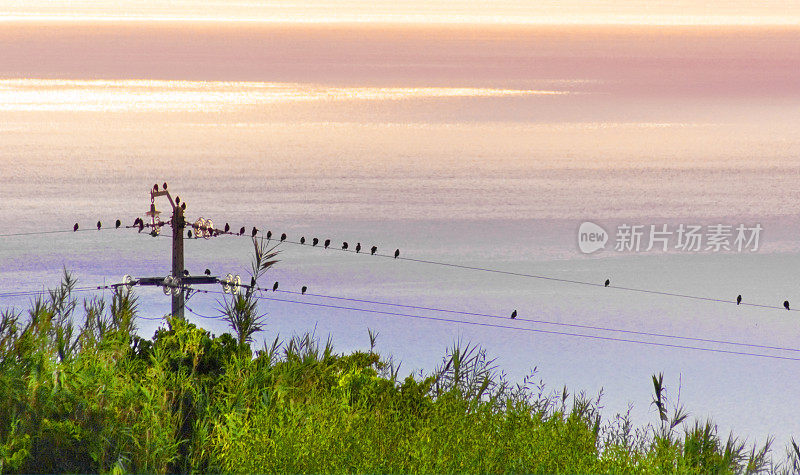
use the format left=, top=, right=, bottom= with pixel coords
left=148, top=183, right=186, bottom=318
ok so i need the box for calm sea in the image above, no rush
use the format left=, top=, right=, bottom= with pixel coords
left=2, top=22, right=800, bottom=450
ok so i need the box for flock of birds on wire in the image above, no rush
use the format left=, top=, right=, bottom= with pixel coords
left=69, top=215, right=796, bottom=318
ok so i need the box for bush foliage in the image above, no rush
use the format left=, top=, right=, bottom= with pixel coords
left=0, top=271, right=792, bottom=473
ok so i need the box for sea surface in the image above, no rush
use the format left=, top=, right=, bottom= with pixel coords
left=2, top=23, right=800, bottom=452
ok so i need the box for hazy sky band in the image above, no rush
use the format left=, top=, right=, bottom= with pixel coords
left=2, top=23, right=798, bottom=100
left=2, top=0, right=800, bottom=25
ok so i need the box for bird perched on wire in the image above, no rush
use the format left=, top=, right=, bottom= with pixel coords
left=252, top=227, right=258, bottom=237
left=281, top=233, right=287, bottom=242
left=73, top=223, right=79, bottom=232
left=511, top=310, right=517, bottom=319
left=394, top=249, right=400, bottom=259
left=97, top=221, right=102, bottom=230
left=324, top=239, right=331, bottom=249
left=604, top=279, right=610, bottom=287
left=187, top=230, right=192, bottom=238
left=133, top=218, right=140, bottom=227
left=115, top=219, right=121, bottom=229
left=183, top=270, right=189, bottom=276
left=205, top=269, right=211, bottom=276
left=371, top=245, right=377, bottom=255
left=239, top=226, right=245, bottom=236
left=267, top=230, right=272, bottom=240
left=737, top=295, right=742, bottom=305
left=300, top=236, right=306, bottom=244
left=342, top=242, right=348, bottom=250
left=356, top=243, right=361, bottom=253
left=313, top=238, right=319, bottom=246
left=301, top=285, right=307, bottom=295
left=784, top=300, right=790, bottom=311
left=273, top=281, right=279, bottom=291
left=224, top=223, right=230, bottom=233
left=138, top=220, right=144, bottom=232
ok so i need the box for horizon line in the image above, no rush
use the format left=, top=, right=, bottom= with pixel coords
left=1, top=14, right=799, bottom=27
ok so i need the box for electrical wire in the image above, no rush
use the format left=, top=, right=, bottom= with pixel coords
left=192, top=288, right=800, bottom=363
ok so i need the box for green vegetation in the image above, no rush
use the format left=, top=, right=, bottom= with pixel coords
left=1, top=269, right=797, bottom=473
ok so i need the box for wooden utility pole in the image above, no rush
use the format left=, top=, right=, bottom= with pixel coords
left=171, top=203, right=185, bottom=318
left=148, top=183, right=186, bottom=319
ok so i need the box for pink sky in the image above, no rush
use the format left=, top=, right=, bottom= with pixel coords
left=2, top=1, right=800, bottom=24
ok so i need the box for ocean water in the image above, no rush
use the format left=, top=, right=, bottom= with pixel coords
left=2, top=23, right=800, bottom=451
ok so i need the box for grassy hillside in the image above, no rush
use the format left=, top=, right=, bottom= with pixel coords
left=0, top=272, right=795, bottom=474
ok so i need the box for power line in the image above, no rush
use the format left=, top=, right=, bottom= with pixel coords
left=261, top=288, right=800, bottom=354
left=194, top=288, right=800, bottom=363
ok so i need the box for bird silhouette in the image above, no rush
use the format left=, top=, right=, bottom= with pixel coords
left=187, top=230, right=192, bottom=238
left=300, top=236, right=306, bottom=244
left=281, top=233, right=287, bottom=242
left=153, top=183, right=158, bottom=192
left=267, top=230, right=272, bottom=240
left=96, top=221, right=101, bottom=230
left=183, top=270, right=189, bottom=276
left=251, top=276, right=256, bottom=287
left=371, top=245, right=377, bottom=255
left=736, top=295, right=742, bottom=305
left=356, top=243, right=361, bottom=253
left=511, top=310, right=517, bottom=319
left=394, top=249, right=400, bottom=259
left=73, top=223, right=79, bottom=232
left=181, top=202, right=186, bottom=210
left=138, top=221, right=144, bottom=232
left=324, top=239, right=330, bottom=249
left=175, top=196, right=180, bottom=205
left=204, top=269, right=211, bottom=276
left=115, top=219, right=121, bottom=229
left=604, top=279, right=610, bottom=287
left=224, top=223, right=230, bottom=233
left=273, top=281, right=279, bottom=291
left=252, top=227, right=258, bottom=237
left=342, top=242, right=349, bottom=250
left=313, top=238, right=319, bottom=246
left=785, top=300, right=791, bottom=311
left=162, top=182, right=168, bottom=190
left=133, top=218, right=140, bottom=227
left=301, top=286, right=307, bottom=295
left=239, top=226, right=245, bottom=235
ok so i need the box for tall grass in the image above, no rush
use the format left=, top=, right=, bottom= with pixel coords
left=0, top=269, right=790, bottom=473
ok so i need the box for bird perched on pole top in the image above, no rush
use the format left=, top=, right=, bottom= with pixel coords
left=356, top=243, right=361, bottom=253
left=371, top=245, right=377, bottom=255
left=394, top=249, right=400, bottom=259
left=324, top=239, right=331, bottom=249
